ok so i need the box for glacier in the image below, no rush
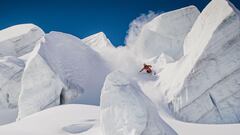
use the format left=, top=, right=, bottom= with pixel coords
left=0, top=0, right=240, bottom=134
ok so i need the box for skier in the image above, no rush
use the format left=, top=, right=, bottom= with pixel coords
left=139, top=63, right=153, bottom=74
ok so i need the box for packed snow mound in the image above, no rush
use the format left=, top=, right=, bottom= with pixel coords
left=130, top=6, right=200, bottom=60
left=0, top=24, right=44, bottom=57
left=17, top=43, right=64, bottom=120
left=0, top=56, right=24, bottom=109
left=100, top=71, right=177, bottom=135
left=82, top=32, right=114, bottom=50
left=158, top=0, right=240, bottom=124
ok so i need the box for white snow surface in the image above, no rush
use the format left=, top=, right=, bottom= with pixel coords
left=0, top=24, right=44, bottom=57
left=0, top=104, right=100, bottom=135
left=100, top=71, right=177, bottom=135
left=1, top=104, right=240, bottom=135
left=129, top=6, right=200, bottom=60
left=156, top=0, right=240, bottom=124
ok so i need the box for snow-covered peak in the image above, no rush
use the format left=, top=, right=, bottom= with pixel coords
left=82, top=32, right=114, bottom=49
left=0, top=24, right=43, bottom=42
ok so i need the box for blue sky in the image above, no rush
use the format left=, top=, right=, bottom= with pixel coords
left=0, top=0, right=240, bottom=46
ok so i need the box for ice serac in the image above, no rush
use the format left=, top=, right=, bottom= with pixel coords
left=130, top=6, right=200, bottom=60
left=100, top=71, right=177, bottom=135
left=158, top=0, right=240, bottom=124
left=0, top=56, right=24, bottom=109
left=18, top=44, right=64, bottom=119
left=18, top=31, right=110, bottom=119
left=40, top=32, right=110, bottom=105
left=0, top=24, right=44, bottom=57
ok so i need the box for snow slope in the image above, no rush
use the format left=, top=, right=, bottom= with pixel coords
left=157, top=0, right=240, bottom=124
left=129, top=6, right=200, bottom=60
left=0, top=104, right=100, bottom=135
left=0, top=24, right=44, bottom=57
left=100, top=71, right=177, bottom=135
left=158, top=107, right=240, bottom=135
left=1, top=104, right=240, bottom=135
